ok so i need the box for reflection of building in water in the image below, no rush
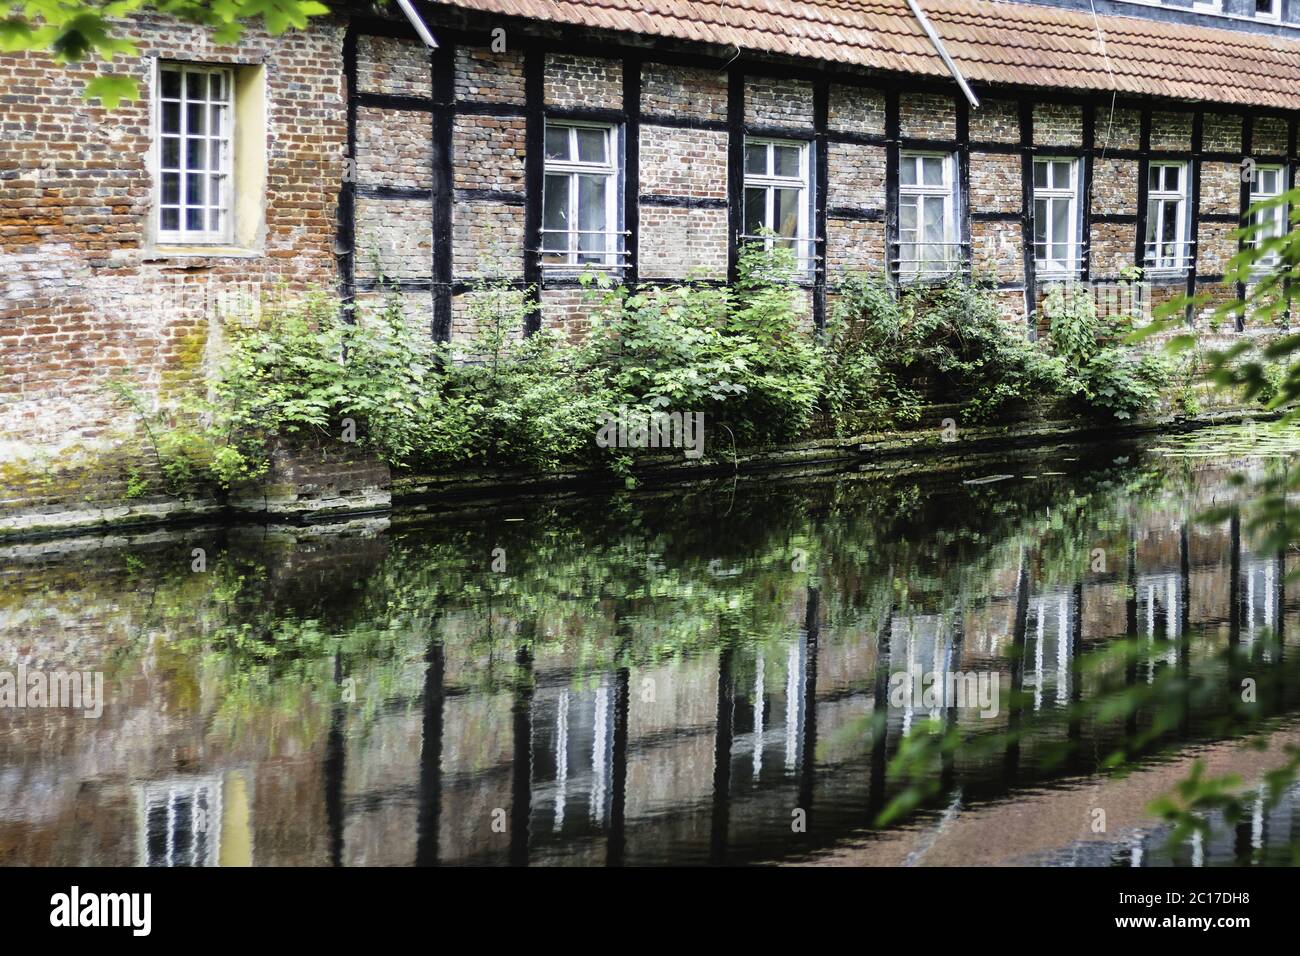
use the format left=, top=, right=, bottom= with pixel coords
left=1136, top=571, right=1183, bottom=681
left=1242, top=556, right=1280, bottom=655
left=531, top=680, right=617, bottom=832
left=1026, top=780, right=1300, bottom=868
left=137, top=772, right=252, bottom=867
left=13, top=465, right=1300, bottom=867
left=1024, top=588, right=1074, bottom=710
left=888, top=612, right=959, bottom=734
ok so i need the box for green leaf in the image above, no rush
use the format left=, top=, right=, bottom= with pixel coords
left=83, top=74, right=138, bottom=108
left=0, top=17, right=33, bottom=51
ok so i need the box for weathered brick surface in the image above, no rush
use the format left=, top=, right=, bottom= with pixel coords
left=1150, top=111, right=1193, bottom=151
left=451, top=201, right=524, bottom=279
left=1199, top=162, right=1240, bottom=216
left=1196, top=220, right=1238, bottom=274
left=994, top=289, right=1028, bottom=330
left=640, top=126, right=728, bottom=199
left=971, top=221, right=1023, bottom=284
left=544, top=54, right=621, bottom=109
left=827, top=143, right=885, bottom=210
left=1033, top=103, right=1082, bottom=146
left=1096, top=108, right=1142, bottom=150
left=540, top=287, right=598, bottom=341
left=745, top=77, right=814, bottom=127
left=455, top=46, right=525, bottom=104
left=357, top=106, right=433, bottom=189
left=1092, top=158, right=1139, bottom=215
left=1253, top=116, right=1290, bottom=155
left=638, top=206, right=727, bottom=279
left=357, top=33, right=429, bottom=96
left=1146, top=281, right=1186, bottom=321
left=970, top=99, right=1020, bottom=143
left=1204, top=113, right=1243, bottom=153
left=230, top=438, right=390, bottom=515
left=449, top=286, right=529, bottom=348
left=354, top=290, right=434, bottom=341
left=969, top=153, right=1021, bottom=214
left=1090, top=221, right=1136, bottom=278
left=452, top=115, right=526, bottom=193
left=827, top=85, right=885, bottom=136
left=355, top=196, right=432, bottom=281
left=825, top=218, right=885, bottom=278
left=641, top=64, right=726, bottom=122
left=0, top=15, right=345, bottom=504
left=1189, top=282, right=1240, bottom=328
left=899, top=92, right=957, bottom=140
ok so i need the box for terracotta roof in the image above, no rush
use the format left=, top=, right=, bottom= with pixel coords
left=423, top=0, right=1300, bottom=109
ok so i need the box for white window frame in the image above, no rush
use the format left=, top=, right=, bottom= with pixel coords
left=1191, top=0, right=1223, bottom=12
left=137, top=777, right=223, bottom=867
left=540, top=121, right=623, bottom=272
left=742, top=137, right=814, bottom=273
left=1032, top=157, right=1081, bottom=277
left=1250, top=164, right=1288, bottom=268
left=1144, top=161, right=1191, bottom=273
left=897, top=150, right=959, bottom=280
left=1254, top=0, right=1281, bottom=21
left=153, top=61, right=234, bottom=246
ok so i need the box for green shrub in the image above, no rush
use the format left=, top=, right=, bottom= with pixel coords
left=820, top=277, right=921, bottom=432
left=419, top=285, right=619, bottom=472
left=106, top=264, right=1179, bottom=494
left=580, top=243, right=822, bottom=447
left=1042, top=284, right=1170, bottom=420
left=823, top=275, right=1066, bottom=427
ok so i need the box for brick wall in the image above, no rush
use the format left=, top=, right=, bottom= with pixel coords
left=1033, top=103, right=1083, bottom=147
left=1, top=14, right=346, bottom=511
left=899, top=92, right=957, bottom=140
left=6, top=10, right=1300, bottom=520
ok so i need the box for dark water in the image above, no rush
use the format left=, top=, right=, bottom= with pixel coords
left=3, top=436, right=1300, bottom=866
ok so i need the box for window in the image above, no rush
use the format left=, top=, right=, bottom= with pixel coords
left=743, top=138, right=813, bottom=272
left=1144, top=162, right=1191, bottom=272
left=1255, top=0, right=1280, bottom=20
left=898, top=151, right=959, bottom=279
left=1250, top=165, right=1287, bottom=267
left=541, top=122, right=623, bottom=271
left=1033, top=158, right=1080, bottom=276
left=155, top=63, right=233, bottom=244
left=139, top=778, right=222, bottom=867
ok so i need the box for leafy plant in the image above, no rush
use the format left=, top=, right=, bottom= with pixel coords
left=419, top=283, right=620, bottom=473
left=580, top=243, right=822, bottom=448
left=0, top=0, right=330, bottom=105
left=824, top=275, right=1067, bottom=428
left=1042, top=283, right=1170, bottom=420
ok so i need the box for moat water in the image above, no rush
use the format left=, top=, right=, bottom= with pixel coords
left=4, top=428, right=1300, bottom=866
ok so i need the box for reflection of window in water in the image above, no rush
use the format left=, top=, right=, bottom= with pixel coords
left=138, top=777, right=222, bottom=867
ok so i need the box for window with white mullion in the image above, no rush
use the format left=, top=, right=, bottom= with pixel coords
left=541, top=122, right=621, bottom=270
left=157, top=62, right=233, bottom=244
left=898, top=151, right=957, bottom=278
left=742, top=138, right=812, bottom=271
left=1033, top=157, right=1079, bottom=276
left=1144, top=161, right=1190, bottom=272
left=1250, top=164, right=1287, bottom=268
left=1255, top=0, right=1280, bottom=21
left=140, top=778, right=221, bottom=867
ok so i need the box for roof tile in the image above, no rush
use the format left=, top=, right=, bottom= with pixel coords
left=425, top=0, right=1300, bottom=108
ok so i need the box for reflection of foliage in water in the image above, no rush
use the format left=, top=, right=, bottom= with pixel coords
left=91, top=442, right=1300, bottom=855
left=875, top=632, right=1300, bottom=837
